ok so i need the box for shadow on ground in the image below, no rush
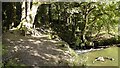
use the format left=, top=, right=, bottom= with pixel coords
left=2, top=32, right=71, bottom=66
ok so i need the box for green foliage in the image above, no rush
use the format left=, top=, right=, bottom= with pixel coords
left=75, top=36, right=82, bottom=47
left=3, top=1, right=120, bottom=49
left=36, top=2, right=119, bottom=49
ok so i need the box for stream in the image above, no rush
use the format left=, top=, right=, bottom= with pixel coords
left=75, top=48, right=104, bottom=54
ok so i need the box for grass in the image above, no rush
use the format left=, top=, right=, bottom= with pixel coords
left=78, top=47, right=119, bottom=66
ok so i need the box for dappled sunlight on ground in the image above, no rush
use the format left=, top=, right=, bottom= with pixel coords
left=33, top=40, right=42, bottom=44
left=31, top=35, right=49, bottom=38
left=2, top=32, right=71, bottom=66
left=49, top=40, right=58, bottom=43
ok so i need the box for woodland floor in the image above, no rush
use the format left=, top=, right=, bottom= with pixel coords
left=2, top=31, right=72, bottom=66
left=2, top=31, right=120, bottom=67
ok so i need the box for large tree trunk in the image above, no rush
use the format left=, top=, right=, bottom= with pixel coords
left=80, top=3, right=95, bottom=48
left=16, top=1, right=41, bottom=31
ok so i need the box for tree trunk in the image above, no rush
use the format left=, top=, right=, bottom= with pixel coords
left=48, top=4, right=51, bottom=24
left=119, top=18, right=120, bottom=36
left=80, top=3, right=96, bottom=48
left=118, top=18, right=120, bottom=43
left=16, top=1, right=41, bottom=31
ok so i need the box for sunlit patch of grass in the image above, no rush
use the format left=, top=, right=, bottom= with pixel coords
left=78, top=47, right=118, bottom=66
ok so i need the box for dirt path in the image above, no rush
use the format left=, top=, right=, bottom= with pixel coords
left=2, top=32, right=71, bottom=66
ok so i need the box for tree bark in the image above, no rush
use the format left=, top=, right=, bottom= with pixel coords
left=16, top=1, right=41, bottom=31
left=48, top=4, right=51, bottom=24
left=80, top=3, right=95, bottom=47
left=119, top=18, right=120, bottom=36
